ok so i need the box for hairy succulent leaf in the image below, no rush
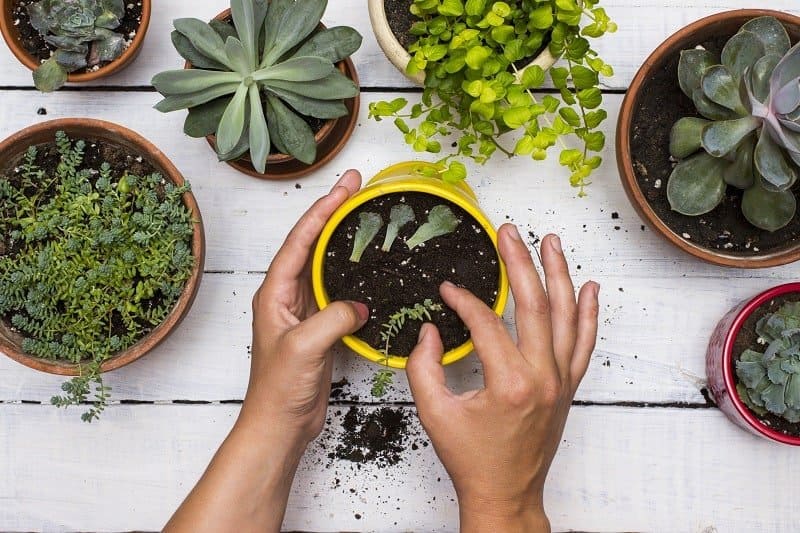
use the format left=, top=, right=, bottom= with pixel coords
left=669, top=117, right=708, bottom=159
left=154, top=83, right=241, bottom=113
left=666, top=153, right=727, bottom=216
left=406, top=205, right=461, bottom=250
left=261, top=0, right=328, bottom=67
left=183, top=98, right=230, bottom=138
left=262, top=86, right=348, bottom=119
left=174, top=18, right=233, bottom=70
left=216, top=84, right=249, bottom=154
left=253, top=56, right=334, bottom=82
left=293, top=26, right=363, bottom=64
left=742, top=182, right=796, bottom=231
left=382, top=204, right=416, bottom=252
left=248, top=84, right=270, bottom=173
left=265, top=94, right=316, bottom=164
left=678, top=48, right=717, bottom=98
left=350, top=212, right=384, bottom=263
left=261, top=70, right=359, bottom=100
left=701, top=116, right=759, bottom=157
left=171, top=30, right=227, bottom=70
left=152, top=70, right=241, bottom=96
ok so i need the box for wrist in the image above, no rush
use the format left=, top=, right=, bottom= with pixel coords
left=457, top=494, right=550, bottom=533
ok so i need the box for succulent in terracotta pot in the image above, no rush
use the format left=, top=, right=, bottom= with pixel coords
left=152, top=0, right=362, bottom=179
left=0, top=119, right=205, bottom=422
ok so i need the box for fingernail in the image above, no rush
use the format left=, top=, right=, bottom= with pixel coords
left=329, top=172, right=349, bottom=193
left=592, top=282, right=601, bottom=297
left=418, top=323, right=431, bottom=342
left=550, top=235, right=563, bottom=254
left=349, top=301, right=369, bottom=323
left=441, top=280, right=456, bottom=290
left=506, top=224, right=521, bottom=241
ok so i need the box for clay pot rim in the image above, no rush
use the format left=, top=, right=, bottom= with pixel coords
left=188, top=9, right=360, bottom=180
left=616, top=9, right=800, bottom=269
left=0, top=118, right=206, bottom=377
left=721, top=282, right=800, bottom=446
left=367, top=0, right=558, bottom=86
left=0, top=0, right=152, bottom=83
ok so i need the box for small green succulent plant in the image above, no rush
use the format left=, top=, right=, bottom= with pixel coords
left=668, top=16, right=800, bottom=232
left=152, top=0, right=362, bottom=174
left=27, top=0, right=128, bottom=92
left=736, top=301, right=800, bottom=424
left=369, top=0, right=616, bottom=194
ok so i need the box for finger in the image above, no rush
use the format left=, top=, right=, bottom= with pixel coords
left=541, top=234, right=577, bottom=377
left=283, top=300, right=368, bottom=356
left=406, top=323, right=451, bottom=413
left=496, top=225, right=556, bottom=373
left=570, top=282, right=600, bottom=392
left=268, top=169, right=363, bottom=281
left=439, top=281, right=519, bottom=389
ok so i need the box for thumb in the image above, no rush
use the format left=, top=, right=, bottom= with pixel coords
left=406, top=323, right=449, bottom=411
left=286, top=301, right=368, bottom=355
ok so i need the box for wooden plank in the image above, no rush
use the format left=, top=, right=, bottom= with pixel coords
left=1, top=1, right=798, bottom=88
left=0, top=404, right=795, bottom=532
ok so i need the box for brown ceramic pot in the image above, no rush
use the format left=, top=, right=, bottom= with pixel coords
left=617, top=9, right=800, bottom=268
left=0, top=0, right=151, bottom=85
left=0, top=118, right=205, bottom=376
left=192, top=10, right=361, bottom=180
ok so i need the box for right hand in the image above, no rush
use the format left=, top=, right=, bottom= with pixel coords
left=406, top=227, right=600, bottom=533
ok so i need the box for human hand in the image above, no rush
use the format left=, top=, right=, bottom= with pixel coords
left=406, top=227, right=600, bottom=533
left=240, top=169, right=369, bottom=447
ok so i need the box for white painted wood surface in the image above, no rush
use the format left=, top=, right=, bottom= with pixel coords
left=1, top=2, right=798, bottom=532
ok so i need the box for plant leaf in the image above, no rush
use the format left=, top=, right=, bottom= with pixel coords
left=262, top=86, right=348, bottom=119
left=741, top=16, right=791, bottom=57
left=231, top=0, right=265, bottom=68
left=669, top=117, right=709, bottom=159
left=754, top=130, right=797, bottom=190
left=225, top=37, right=252, bottom=76
left=265, top=94, right=317, bottom=164
left=183, top=97, right=231, bottom=137
left=209, top=19, right=239, bottom=42
left=292, top=26, right=363, bottom=63
left=262, top=0, right=328, bottom=67
left=666, top=152, right=727, bottom=216
left=678, top=48, right=717, bottom=98
left=737, top=360, right=767, bottom=389
left=216, top=83, right=249, bottom=154
left=261, top=70, right=358, bottom=100
left=691, top=88, right=738, bottom=121
left=170, top=30, right=228, bottom=70
left=406, top=205, right=461, bottom=249
left=762, top=382, right=788, bottom=414
left=152, top=69, right=241, bottom=96
left=771, top=41, right=800, bottom=96
left=723, top=134, right=756, bottom=189
left=742, top=181, right=797, bottom=232
left=154, top=82, right=240, bottom=112
left=263, top=0, right=293, bottom=60
left=748, top=54, right=782, bottom=104
left=350, top=212, right=384, bottom=262
left=382, top=204, right=416, bottom=252
left=32, top=58, right=68, bottom=92
left=721, top=30, right=765, bottom=83
left=173, top=18, right=233, bottom=71
left=253, top=56, right=334, bottom=82
left=701, top=65, right=747, bottom=115
left=701, top=116, right=760, bottom=157
left=248, top=84, right=270, bottom=174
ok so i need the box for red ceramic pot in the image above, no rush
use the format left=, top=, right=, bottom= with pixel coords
left=706, top=283, right=800, bottom=446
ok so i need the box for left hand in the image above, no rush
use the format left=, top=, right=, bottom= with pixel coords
left=240, top=169, right=368, bottom=446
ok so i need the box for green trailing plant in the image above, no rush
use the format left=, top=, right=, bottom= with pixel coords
left=371, top=299, right=443, bottom=397
left=349, top=212, right=383, bottom=262
left=668, top=16, right=800, bottom=232
left=406, top=204, right=461, bottom=249
left=382, top=204, right=416, bottom=251
left=736, top=301, right=800, bottom=423
left=0, top=132, right=195, bottom=422
left=27, top=0, right=128, bottom=92
left=369, top=0, right=616, bottom=194
left=152, top=0, right=362, bottom=173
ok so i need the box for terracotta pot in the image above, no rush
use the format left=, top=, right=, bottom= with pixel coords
left=0, top=118, right=205, bottom=376
left=706, top=283, right=800, bottom=446
left=191, top=10, right=361, bottom=180
left=0, top=0, right=151, bottom=85
left=617, top=9, right=800, bottom=268
left=367, top=0, right=558, bottom=86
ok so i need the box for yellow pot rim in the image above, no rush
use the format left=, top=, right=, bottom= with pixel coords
left=311, top=161, right=509, bottom=369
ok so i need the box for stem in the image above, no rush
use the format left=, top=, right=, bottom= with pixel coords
left=509, top=64, right=570, bottom=152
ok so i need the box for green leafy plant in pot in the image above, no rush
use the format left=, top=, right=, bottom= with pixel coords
left=668, top=16, right=800, bottom=232
left=152, top=0, right=362, bottom=176
left=368, top=0, right=616, bottom=194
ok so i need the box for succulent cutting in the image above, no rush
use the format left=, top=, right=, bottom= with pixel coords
left=736, top=301, right=800, bottom=423
left=27, top=0, right=128, bottom=92
left=668, top=16, right=800, bottom=232
left=152, top=0, right=362, bottom=173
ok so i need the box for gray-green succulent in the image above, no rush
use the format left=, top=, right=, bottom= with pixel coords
left=736, top=301, right=800, bottom=424
left=152, top=0, right=362, bottom=173
left=27, top=0, right=128, bottom=92
left=668, top=16, right=800, bottom=232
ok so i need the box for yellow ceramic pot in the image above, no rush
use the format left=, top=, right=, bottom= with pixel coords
left=311, top=161, right=509, bottom=369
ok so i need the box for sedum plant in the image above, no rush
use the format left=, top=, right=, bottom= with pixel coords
left=736, top=301, right=800, bottom=423
left=0, top=132, right=195, bottom=422
left=369, top=0, right=616, bottom=194
left=27, top=0, right=128, bottom=92
left=668, top=16, right=800, bottom=232
left=152, top=0, right=362, bottom=173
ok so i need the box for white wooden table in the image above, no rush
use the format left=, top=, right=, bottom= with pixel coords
left=1, top=2, right=799, bottom=532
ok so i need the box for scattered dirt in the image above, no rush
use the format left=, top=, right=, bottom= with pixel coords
left=732, top=294, right=800, bottom=437
left=323, top=192, right=500, bottom=356
left=11, top=0, right=144, bottom=73
left=384, top=0, right=417, bottom=51
left=629, top=33, right=800, bottom=256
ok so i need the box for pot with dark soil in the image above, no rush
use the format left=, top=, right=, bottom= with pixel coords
left=706, top=283, right=800, bottom=446
left=0, top=118, right=205, bottom=422
left=0, top=0, right=151, bottom=91
left=152, top=0, right=362, bottom=180
left=312, top=161, right=509, bottom=397
left=617, top=10, right=800, bottom=268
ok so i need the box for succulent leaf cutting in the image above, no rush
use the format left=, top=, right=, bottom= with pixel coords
left=736, top=301, right=800, bottom=423
left=668, top=16, right=800, bottom=231
left=152, top=0, right=362, bottom=173
left=406, top=204, right=461, bottom=249
left=27, top=0, right=129, bottom=91
left=349, top=212, right=384, bottom=263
